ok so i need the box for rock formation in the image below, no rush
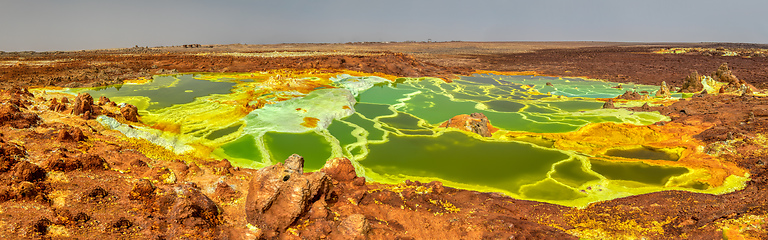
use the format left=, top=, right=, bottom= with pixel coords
left=602, top=99, right=616, bottom=109
left=120, top=103, right=140, bottom=122
left=321, top=157, right=358, bottom=181
left=678, top=71, right=705, bottom=93
left=617, top=91, right=649, bottom=100
left=245, top=154, right=333, bottom=238
left=655, top=81, right=671, bottom=98
left=72, top=93, right=94, bottom=118
left=0, top=100, right=40, bottom=128
left=439, top=112, right=499, bottom=137
left=711, top=63, right=740, bottom=85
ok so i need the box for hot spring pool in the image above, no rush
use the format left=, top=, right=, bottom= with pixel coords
left=63, top=71, right=747, bottom=207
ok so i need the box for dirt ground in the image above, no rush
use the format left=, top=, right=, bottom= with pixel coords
left=1, top=42, right=768, bottom=239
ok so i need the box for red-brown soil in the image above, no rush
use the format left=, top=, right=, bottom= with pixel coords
left=0, top=42, right=767, bottom=239
left=465, top=43, right=768, bottom=90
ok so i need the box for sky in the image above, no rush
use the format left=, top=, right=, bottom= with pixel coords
left=1, top=0, right=767, bottom=51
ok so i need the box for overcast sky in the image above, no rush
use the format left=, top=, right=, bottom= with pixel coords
left=1, top=0, right=767, bottom=51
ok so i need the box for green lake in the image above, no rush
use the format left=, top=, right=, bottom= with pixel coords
left=64, top=72, right=744, bottom=207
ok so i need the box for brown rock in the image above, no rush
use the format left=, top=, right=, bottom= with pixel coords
left=72, top=93, right=94, bottom=117
left=53, top=208, right=74, bottom=225
left=439, top=112, right=498, bottom=137
left=44, top=152, right=82, bottom=171
left=111, top=217, right=133, bottom=233
left=188, top=163, right=202, bottom=175
left=245, top=154, right=333, bottom=237
left=352, top=177, right=366, bottom=186
left=70, top=128, right=86, bottom=141
left=79, top=154, right=108, bottom=170
left=15, top=181, right=37, bottom=198
left=31, top=218, right=52, bottom=236
left=83, top=187, right=109, bottom=202
left=0, top=186, right=13, bottom=202
left=48, top=98, right=67, bottom=112
left=213, top=181, right=240, bottom=201
left=120, top=103, right=139, bottom=122
left=321, top=157, right=357, bottom=182
left=679, top=71, right=705, bottom=93
left=56, top=129, right=73, bottom=142
left=284, top=153, right=304, bottom=174
left=711, top=63, right=740, bottom=84
left=0, top=100, right=40, bottom=128
left=129, top=179, right=155, bottom=201
left=11, top=161, right=45, bottom=182
left=331, top=214, right=370, bottom=240
left=641, top=102, right=652, bottom=111
left=617, top=91, right=649, bottom=100
left=307, top=199, right=329, bottom=220
left=97, top=96, right=111, bottom=106
left=213, top=158, right=232, bottom=175
left=427, top=181, right=444, bottom=194
left=0, top=143, right=23, bottom=172
left=168, top=183, right=220, bottom=228
left=602, top=99, right=616, bottom=109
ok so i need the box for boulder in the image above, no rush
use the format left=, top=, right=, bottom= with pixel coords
left=97, top=96, right=111, bottom=106
left=120, top=104, right=139, bottom=122
left=168, top=183, right=220, bottom=228
left=245, top=154, right=333, bottom=238
left=72, top=93, right=94, bottom=117
left=321, top=157, right=357, bottom=182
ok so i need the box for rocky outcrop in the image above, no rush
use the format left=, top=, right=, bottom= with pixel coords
left=439, top=112, right=499, bottom=137
left=48, top=98, right=68, bottom=112
left=602, top=99, right=616, bottom=109
left=678, top=71, right=705, bottom=93
left=0, top=99, right=40, bottom=128
left=711, top=63, right=740, bottom=85
left=120, top=103, right=139, bottom=122
left=329, top=214, right=370, bottom=240
left=56, top=128, right=87, bottom=142
left=167, top=183, right=220, bottom=228
left=72, top=93, right=94, bottom=118
left=245, top=154, right=333, bottom=238
left=11, top=161, right=46, bottom=183
left=44, top=153, right=107, bottom=172
left=321, top=157, right=357, bottom=182
left=616, top=91, right=649, bottom=100
left=655, top=81, right=671, bottom=98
